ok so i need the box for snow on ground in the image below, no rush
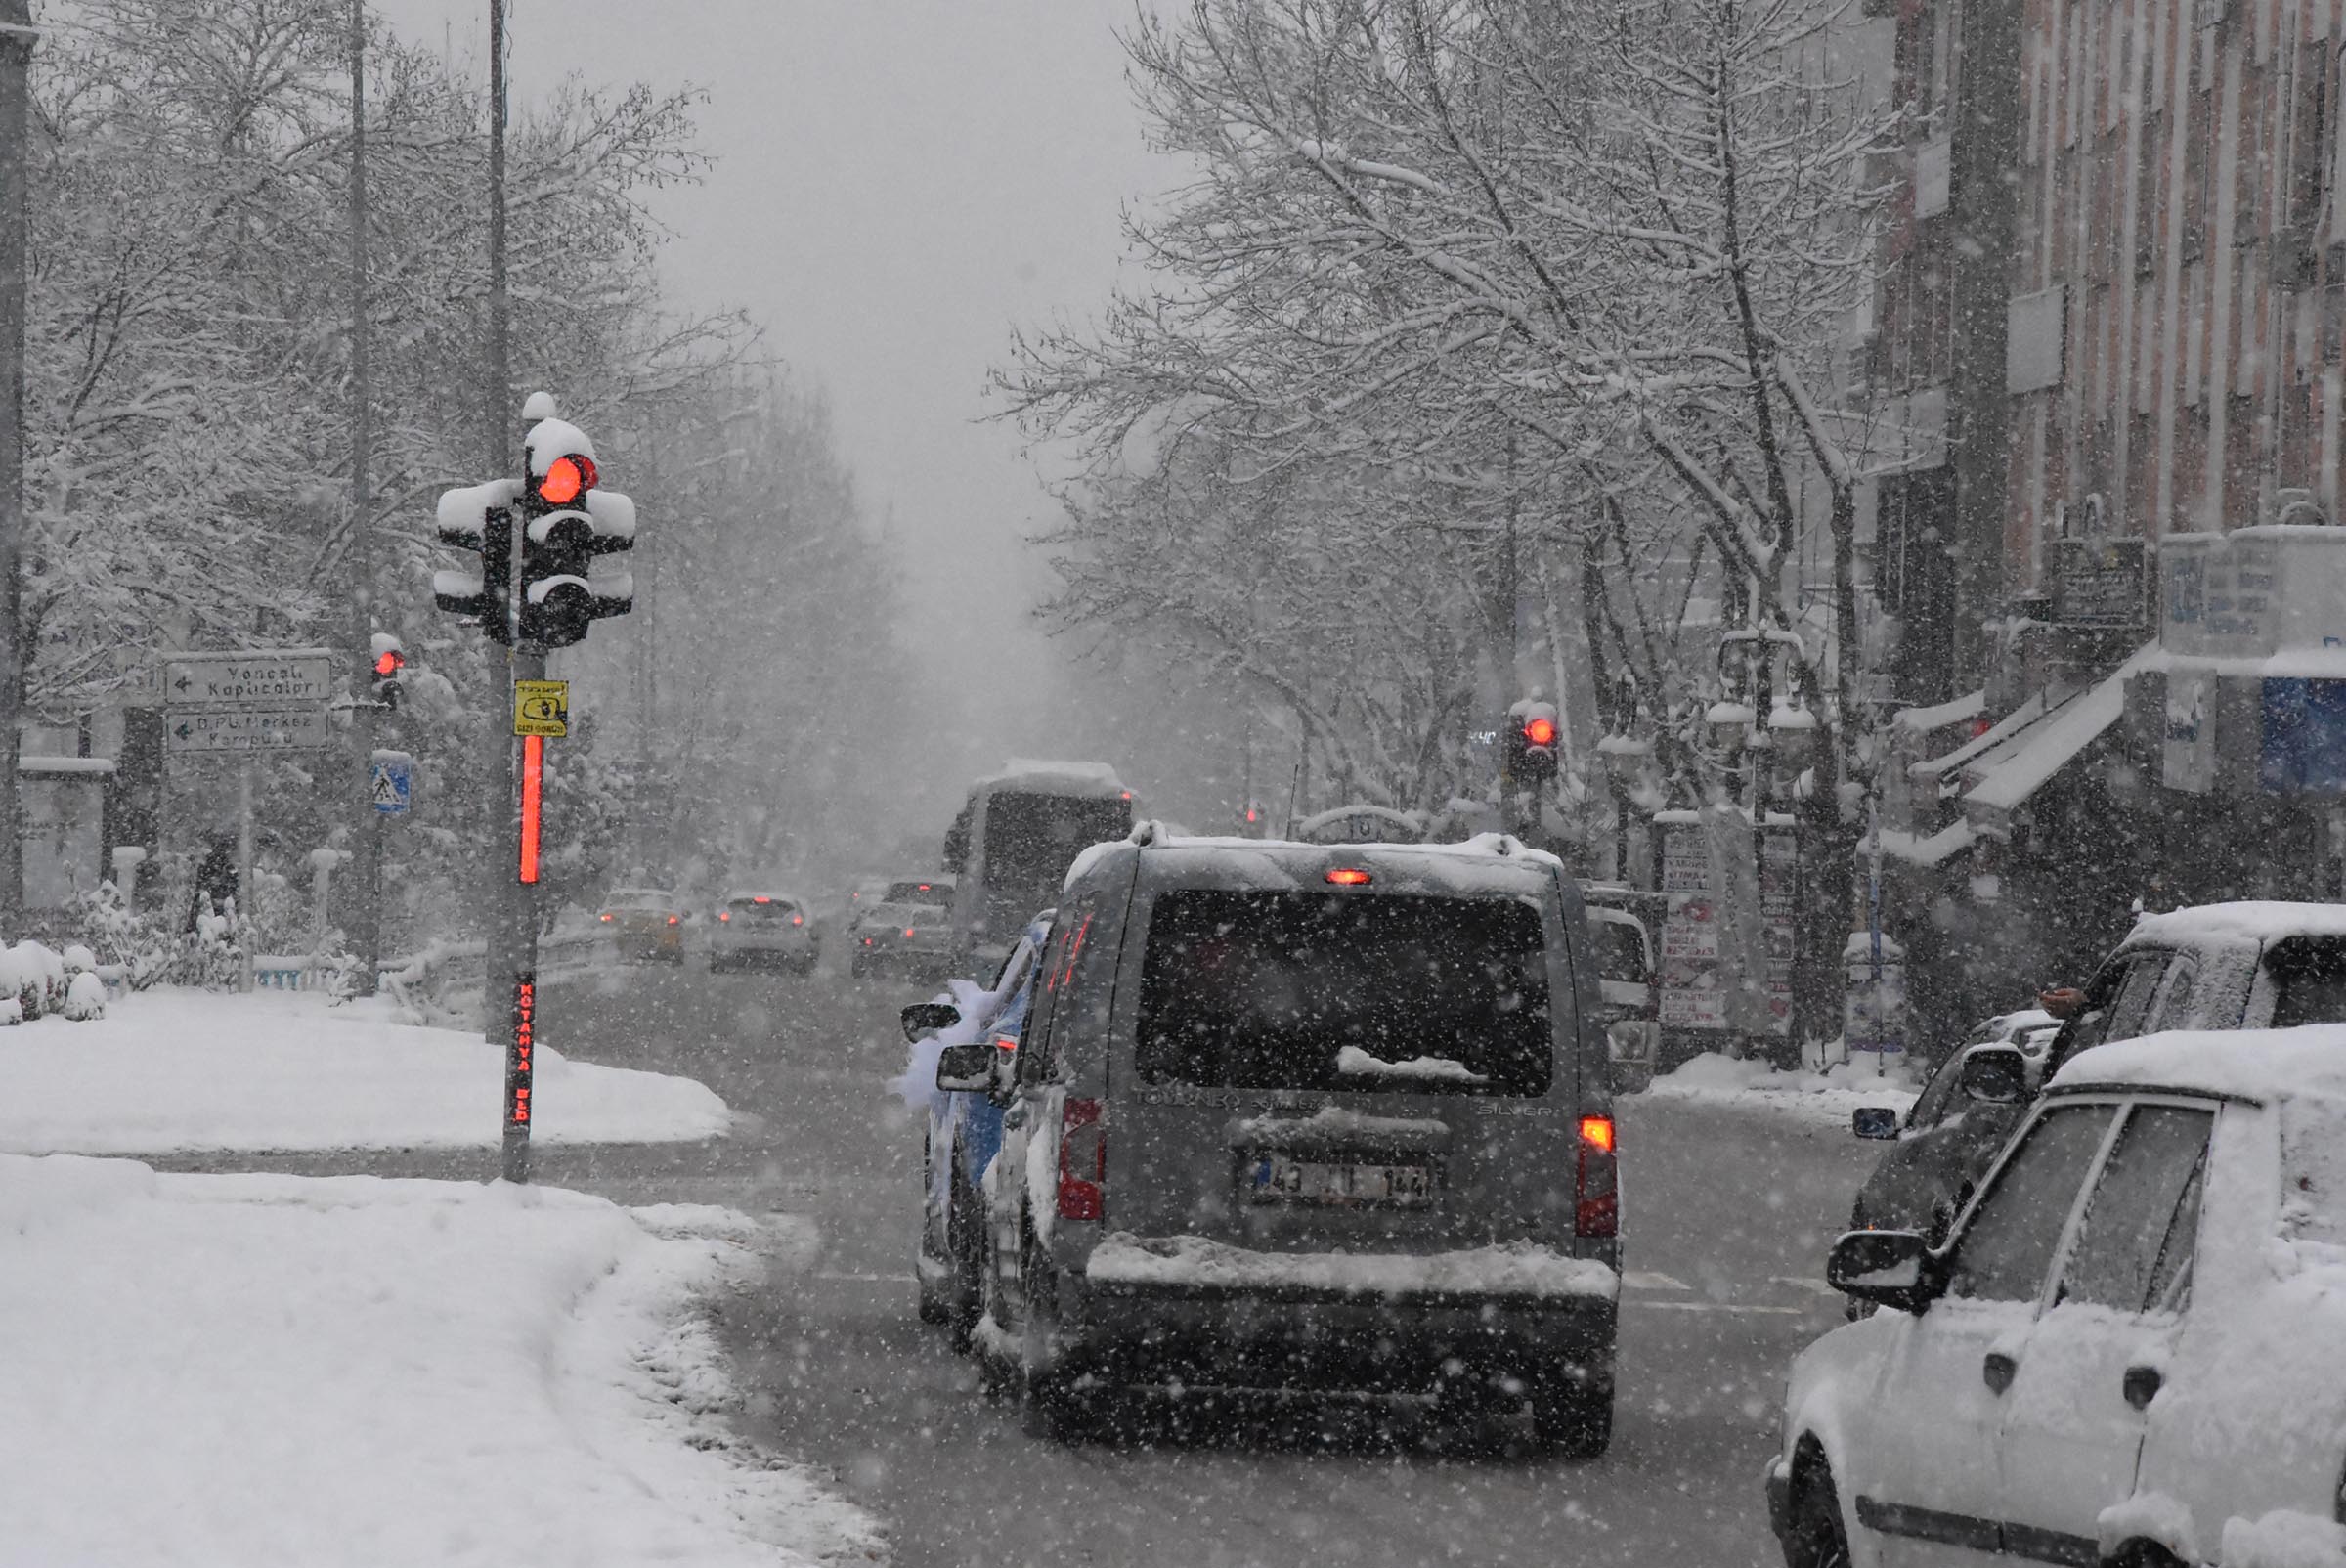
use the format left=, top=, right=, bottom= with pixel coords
left=0, top=1154, right=882, bottom=1568
left=0, top=987, right=730, bottom=1154
left=1636, top=1049, right=1918, bottom=1131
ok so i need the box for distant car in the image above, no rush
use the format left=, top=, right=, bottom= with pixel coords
left=597, top=888, right=684, bottom=964
left=887, top=878, right=954, bottom=906
left=1843, top=901, right=2346, bottom=1252
left=849, top=901, right=953, bottom=979
left=907, top=909, right=1054, bottom=1346
left=1771, top=1025, right=2346, bottom=1568
left=1586, top=904, right=1659, bottom=1093
left=1846, top=1008, right=2060, bottom=1247
left=708, top=891, right=817, bottom=974
left=956, top=829, right=1619, bottom=1452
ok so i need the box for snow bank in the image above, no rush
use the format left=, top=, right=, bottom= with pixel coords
left=2221, top=1510, right=2346, bottom=1568
left=0, top=1154, right=879, bottom=1568
left=1640, top=1050, right=1917, bottom=1130
left=1087, top=1232, right=1619, bottom=1301
left=0, top=987, right=730, bottom=1154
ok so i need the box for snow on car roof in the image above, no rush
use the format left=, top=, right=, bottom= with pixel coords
left=974, top=758, right=1131, bottom=797
left=602, top=888, right=674, bottom=906
left=2125, top=899, right=2346, bottom=949
left=2052, top=1024, right=2346, bottom=1102
left=1113, top=830, right=1564, bottom=895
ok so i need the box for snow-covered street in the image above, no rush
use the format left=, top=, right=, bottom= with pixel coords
left=0, top=1152, right=878, bottom=1568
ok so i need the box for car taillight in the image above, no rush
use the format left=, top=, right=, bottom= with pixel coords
left=667, top=914, right=679, bottom=926
left=1576, top=1115, right=1618, bottom=1238
left=717, top=910, right=730, bottom=923
left=1058, top=1098, right=1105, bottom=1221
left=792, top=915, right=804, bottom=926
left=599, top=913, right=612, bottom=923
left=902, top=927, right=916, bottom=938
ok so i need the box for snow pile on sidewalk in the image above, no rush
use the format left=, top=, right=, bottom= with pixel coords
left=0, top=1154, right=883, bottom=1568
left=0, top=987, right=730, bottom=1154
left=1640, top=1050, right=1917, bottom=1130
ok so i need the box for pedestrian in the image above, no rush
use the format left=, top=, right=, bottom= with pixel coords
left=191, top=833, right=237, bottom=931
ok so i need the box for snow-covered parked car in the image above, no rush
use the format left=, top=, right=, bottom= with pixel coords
left=900, top=908, right=1053, bottom=1347
left=1843, top=902, right=2346, bottom=1256
left=1769, top=1025, right=2346, bottom=1568
left=950, top=827, right=1621, bottom=1451
left=1845, top=1007, right=2061, bottom=1248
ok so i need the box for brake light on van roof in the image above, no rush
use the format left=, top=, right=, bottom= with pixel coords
left=1325, top=867, right=1373, bottom=886
left=752, top=895, right=771, bottom=904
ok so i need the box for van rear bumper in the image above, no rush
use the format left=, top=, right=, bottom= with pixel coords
left=1058, top=1274, right=1617, bottom=1395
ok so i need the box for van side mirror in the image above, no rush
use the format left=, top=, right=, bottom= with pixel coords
left=900, top=1001, right=961, bottom=1044
left=1851, top=1107, right=1901, bottom=1141
left=1960, top=1044, right=2028, bottom=1106
left=935, top=1042, right=994, bottom=1093
left=1828, top=1229, right=1942, bottom=1313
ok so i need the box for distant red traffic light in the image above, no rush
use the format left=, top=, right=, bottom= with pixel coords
left=1524, top=715, right=1557, bottom=748
left=373, top=647, right=405, bottom=678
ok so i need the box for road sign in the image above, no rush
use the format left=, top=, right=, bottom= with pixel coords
left=164, top=707, right=332, bottom=755
left=370, top=752, right=413, bottom=816
left=513, top=679, right=569, bottom=737
left=164, top=648, right=337, bottom=709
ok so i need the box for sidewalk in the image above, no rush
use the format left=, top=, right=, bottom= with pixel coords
left=0, top=986, right=730, bottom=1154
left=1635, top=1049, right=1918, bottom=1132
left=0, top=1154, right=882, bottom=1567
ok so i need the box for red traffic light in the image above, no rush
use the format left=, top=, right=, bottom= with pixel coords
left=1523, top=715, right=1557, bottom=748
left=372, top=648, right=406, bottom=678
left=536, top=454, right=597, bottom=506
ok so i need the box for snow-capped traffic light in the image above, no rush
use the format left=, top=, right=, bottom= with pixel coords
left=1518, top=702, right=1560, bottom=782
left=1504, top=699, right=1561, bottom=785
left=369, top=633, right=406, bottom=710
left=517, top=414, right=634, bottom=649
left=432, top=477, right=522, bottom=644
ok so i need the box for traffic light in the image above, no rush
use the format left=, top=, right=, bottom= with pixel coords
left=1517, top=701, right=1561, bottom=783
left=518, top=415, right=634, bottom=649
left=369, top=633, right=406, bottom=711
left=432, top=477, right=522, bottom=644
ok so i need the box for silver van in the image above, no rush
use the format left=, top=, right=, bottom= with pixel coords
left=938, top=828, right=1622, bottom=1451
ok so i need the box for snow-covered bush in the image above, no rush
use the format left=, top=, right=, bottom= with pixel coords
left=3, top=940, right=68, bottom=1020
left=61, top=971, right=107, bottom=1021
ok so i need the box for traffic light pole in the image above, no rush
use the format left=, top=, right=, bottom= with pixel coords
left=345, top=0, right=382, bottom=996
left=500, top=638, right=543, bottom=1185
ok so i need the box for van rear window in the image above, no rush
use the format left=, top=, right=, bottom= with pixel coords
left=1136, top=890, right=1553, bottom=1096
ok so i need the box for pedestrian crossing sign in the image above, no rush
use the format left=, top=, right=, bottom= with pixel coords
left=370, top=752, right=413, bottom=816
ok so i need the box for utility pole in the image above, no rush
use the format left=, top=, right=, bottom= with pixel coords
left=0, top=1, right=32, bottom=930
left=482, top=0, right=538, bottom=1183
left=346, top=0, right=383, bottom=994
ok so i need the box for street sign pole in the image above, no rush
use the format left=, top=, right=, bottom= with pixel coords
left=237, top=762, right=255, bottom=992
left=500, top=644, right=544, bottom=1184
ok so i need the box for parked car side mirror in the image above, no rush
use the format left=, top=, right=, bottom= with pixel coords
left=900, top=1001, right=961, bottom=1043
left=1852, top=1106, right=1901, bottom=1141
left=1827, top=1229, right=1942, bottom=1313
left=935, top=1042, right=994, bottom=1093
left=1960, top=1044, right=2028, bottom=1105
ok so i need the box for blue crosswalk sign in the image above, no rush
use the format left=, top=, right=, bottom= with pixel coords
left=370, top=752, right=413, bottom=816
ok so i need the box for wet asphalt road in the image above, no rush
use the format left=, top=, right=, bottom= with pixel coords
left=158, top=957, right=1887, bottom=1567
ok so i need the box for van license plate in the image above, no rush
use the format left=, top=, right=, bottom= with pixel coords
left=1249, top=1155, right=1434, bottom=1207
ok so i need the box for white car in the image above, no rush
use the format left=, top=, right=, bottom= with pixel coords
left=1770, top=1025, right=2346, bottom=1568
left=707, top=891, right=817, bottom=974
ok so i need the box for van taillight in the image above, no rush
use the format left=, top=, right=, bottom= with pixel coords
left=1058, top=1098, right=1105, bottom=1221
left=1576, top=1115, right=1618, bottom=1239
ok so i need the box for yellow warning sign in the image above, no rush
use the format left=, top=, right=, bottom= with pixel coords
left=513, top=680, right=569, bottom=737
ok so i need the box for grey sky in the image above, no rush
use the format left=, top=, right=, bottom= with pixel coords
left=374, top=0, right=1176, bottom=797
